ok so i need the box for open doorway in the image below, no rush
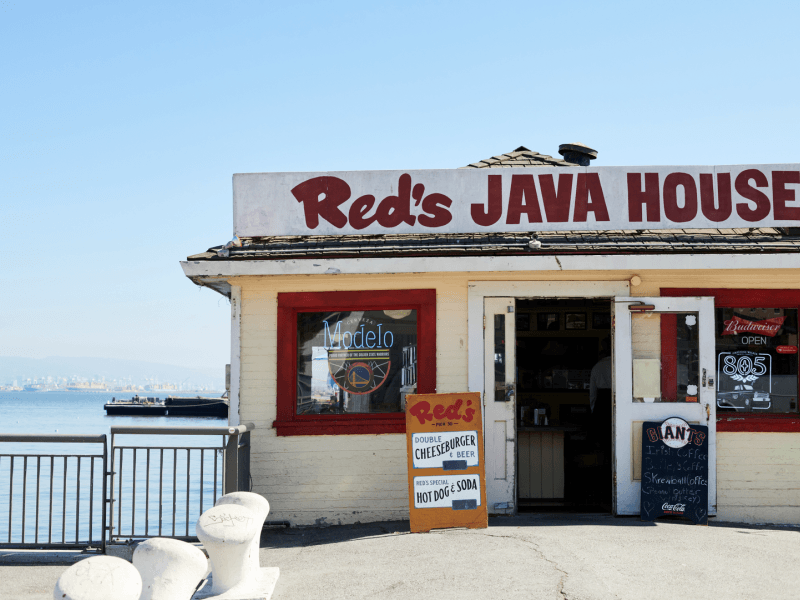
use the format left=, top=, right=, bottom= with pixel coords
left=515, top=298, right=612, bottom=512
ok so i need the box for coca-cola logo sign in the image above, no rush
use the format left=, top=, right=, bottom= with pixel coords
left=721, top=315, right=785, bottom=337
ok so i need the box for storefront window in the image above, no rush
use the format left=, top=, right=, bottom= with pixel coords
left=296, top=310, right=417, bottom=415
left=631, top=312, right=699, bottom=403
left=715, top=307, right=798, bottom=414
left=275, top=289, right=435, bottom=436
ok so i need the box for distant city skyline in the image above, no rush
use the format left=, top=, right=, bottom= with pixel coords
left=0, top=378, right=221, bottom=393
left=0, top=356, right=224, bottom=390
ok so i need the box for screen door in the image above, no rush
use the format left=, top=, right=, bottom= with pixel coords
left=484, top=297, right=516, bottom=513
left=612, top=296, right=717, bottom=516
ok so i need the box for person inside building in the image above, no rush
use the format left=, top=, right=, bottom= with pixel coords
left=589, top=338, right=612, bottom=504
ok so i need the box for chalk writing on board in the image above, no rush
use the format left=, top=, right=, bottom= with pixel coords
left=641, top=417, right=709, bottom=525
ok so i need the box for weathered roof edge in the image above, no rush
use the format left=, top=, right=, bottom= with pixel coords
left=186, top=228, right=800, bottom=262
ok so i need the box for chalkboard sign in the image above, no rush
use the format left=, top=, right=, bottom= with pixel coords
left=640, top=418, right=709, bottom=525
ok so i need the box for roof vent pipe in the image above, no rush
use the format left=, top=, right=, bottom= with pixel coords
left=558, top=143, right=598, bottom=167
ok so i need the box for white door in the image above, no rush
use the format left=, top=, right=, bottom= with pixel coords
left=613, top=296, right=717, bottom=515
left=483, top=298, right=516, bottom=514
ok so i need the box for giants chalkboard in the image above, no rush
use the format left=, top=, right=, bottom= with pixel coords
left=640, top=418, right=709, bottom=525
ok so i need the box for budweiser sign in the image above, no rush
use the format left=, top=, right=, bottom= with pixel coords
left=721, top=315, right=786, bottom=336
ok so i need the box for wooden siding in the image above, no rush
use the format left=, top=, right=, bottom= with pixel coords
left=717, top=432, right=800, bottom=524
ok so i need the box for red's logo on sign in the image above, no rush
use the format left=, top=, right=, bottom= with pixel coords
left=408, top=398, right=476, bottom=425
left=292, top=174, right=453, bottom=230
left=777, top=346, right=798, bottom=354
left=721, top=315, right=785, bottom=337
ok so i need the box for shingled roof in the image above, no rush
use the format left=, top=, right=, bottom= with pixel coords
left=462, top=146, right=577, bottom=169
left=187, top=228, right=800, bottom=261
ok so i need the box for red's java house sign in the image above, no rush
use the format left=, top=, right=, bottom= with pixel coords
left=232, top=165, right=800, bottom=236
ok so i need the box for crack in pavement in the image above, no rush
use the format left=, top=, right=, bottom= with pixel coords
left=455, top=529, right=622, bottom=600
left=461, top=530, right=571, bottom=599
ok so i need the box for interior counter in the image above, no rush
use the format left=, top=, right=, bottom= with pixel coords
left=518, top=429, right=567, bottom=499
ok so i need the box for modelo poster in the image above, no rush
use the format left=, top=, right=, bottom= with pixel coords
left=405, top=392, right=487, bottom=533
left=640, top=418, right=709, bottom=525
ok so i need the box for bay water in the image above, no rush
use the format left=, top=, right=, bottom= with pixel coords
left=0, top=391, right=227, bottom=544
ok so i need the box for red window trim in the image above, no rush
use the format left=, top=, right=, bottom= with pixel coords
left=661, top=288, right=800, bottom=432
left=274, top=289, right=436, bottom=436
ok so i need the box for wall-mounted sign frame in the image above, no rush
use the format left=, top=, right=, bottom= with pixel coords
left=405, top=392, right=487, bottom=533
left=234, top=165, right=800, bottom=237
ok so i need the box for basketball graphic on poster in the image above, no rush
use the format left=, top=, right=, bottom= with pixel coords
left=346, top=362, right=373, bottom=391
left=328, top=349, right=391, bottom=395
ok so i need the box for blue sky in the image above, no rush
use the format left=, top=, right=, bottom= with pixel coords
left=1, top=1, right=798, bottom=370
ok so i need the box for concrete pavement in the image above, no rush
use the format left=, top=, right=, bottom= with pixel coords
left=3, top=514, right=800, bottom=599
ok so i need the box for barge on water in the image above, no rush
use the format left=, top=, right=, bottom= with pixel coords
left=104, top=396, right=167, bottom=415
left=164, top=396, right=229, bottom=417
left=104, top=395, right=228, bottom=417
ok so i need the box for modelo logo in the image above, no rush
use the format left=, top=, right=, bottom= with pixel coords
left=324, top=319, right=394, bottom=349
left=323, top=319, right=397, bottom=395
left=409, top=398, right=476, bottom=424
left=646, top=417, right=706, bottom=449
left=662, top=503, right=686, bottom=513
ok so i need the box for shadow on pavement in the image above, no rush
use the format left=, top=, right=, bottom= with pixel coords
left=0, top=550, right=88, bottom=566
left=259, top=511, right=800, bottom=550
left=261, top=520, right=410, bottom=549
left=6, top=513, right=796, bottom=561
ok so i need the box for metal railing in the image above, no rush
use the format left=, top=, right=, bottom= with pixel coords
left=0, top=424, right=253, bottom=551
left=0, top=434, right=107, bottom=552
left=108, top=423, right=253, bottom=542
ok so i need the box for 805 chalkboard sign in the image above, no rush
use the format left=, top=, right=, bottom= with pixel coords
left=640, top=418, right=709, bottom=525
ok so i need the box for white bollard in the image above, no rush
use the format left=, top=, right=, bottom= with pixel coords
left=214, top=492, right=269, bottom=578
left=195, top=504, right=258, bottom=595
left=133, top=537, right=208, bottom=600
left=53, top=555, right=142, bottom=600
